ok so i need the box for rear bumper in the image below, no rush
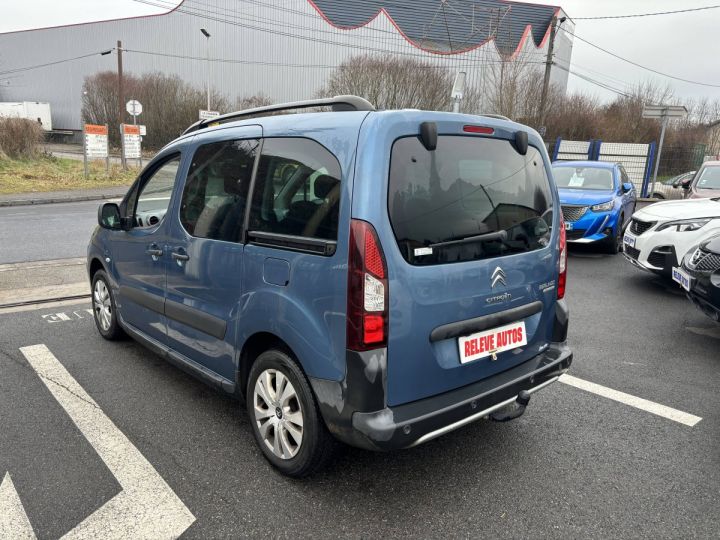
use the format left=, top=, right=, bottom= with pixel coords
left=311, top=341, right=572, bottom=451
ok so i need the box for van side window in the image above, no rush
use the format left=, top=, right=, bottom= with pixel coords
left=248, top=138, right=342, bottom=241
left=180, top=139, right=259, bottom=243
left=133, top=156, right=181, bottom=228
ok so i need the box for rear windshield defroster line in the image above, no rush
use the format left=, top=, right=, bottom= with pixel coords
left=387, top=135, right=553, bottom=266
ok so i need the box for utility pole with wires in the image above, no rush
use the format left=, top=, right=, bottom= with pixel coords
left=538, top=16, right=558, bottom=130
left=117, top=40, right=126, bottom=170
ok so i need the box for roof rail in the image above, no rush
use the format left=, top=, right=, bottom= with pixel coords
left=183, top=95, right=374, bottom=135
left=480, top=113, right=512, bottom=121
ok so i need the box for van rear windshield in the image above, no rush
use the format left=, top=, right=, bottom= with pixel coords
left=388, top=135, right=553, bottom=266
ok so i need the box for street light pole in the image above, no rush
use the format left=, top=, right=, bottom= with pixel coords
left=200, top=28, right=211, bottom=111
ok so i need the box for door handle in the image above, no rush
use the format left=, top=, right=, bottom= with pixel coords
left=171, top=251, right=190, bottom=262
left=146, top=245, right=163, bottom=258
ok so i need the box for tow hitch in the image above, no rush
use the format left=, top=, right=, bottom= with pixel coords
left=489, top=390, right=531, bottom=422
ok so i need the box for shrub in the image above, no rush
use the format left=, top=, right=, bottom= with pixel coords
left=0, top=117, right=44, bottom=158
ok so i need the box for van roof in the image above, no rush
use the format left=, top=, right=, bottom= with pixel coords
left=168, top=108, right=540, bottom=153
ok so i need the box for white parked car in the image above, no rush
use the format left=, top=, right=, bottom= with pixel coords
left=623, top=197, right=720, bottom=277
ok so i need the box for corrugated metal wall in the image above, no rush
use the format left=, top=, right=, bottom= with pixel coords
left=0, top=0, right=572, bottom=131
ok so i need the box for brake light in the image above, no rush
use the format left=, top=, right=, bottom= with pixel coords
left=463, top=125, right=494, bottom=134
left=347, top=219, right=388, bottom=350
left=558, top=216, right=567, bottom=299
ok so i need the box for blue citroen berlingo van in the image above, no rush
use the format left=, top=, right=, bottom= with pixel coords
left=89, top=96, right=572, bottom=477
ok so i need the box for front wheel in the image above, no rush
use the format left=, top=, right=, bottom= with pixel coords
left=605, top=217, right=624, bottom=254
left=91, top=270, right=125, bottom=340
left=246, top=349, right=337, bottom=477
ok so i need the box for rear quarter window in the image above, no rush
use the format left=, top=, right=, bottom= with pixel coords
left=388, top=135, right=553, bottom=266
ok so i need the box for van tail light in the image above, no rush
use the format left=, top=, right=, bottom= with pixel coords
left=558, top=216, right=567, bottom=299
left=347, top=219, right=388, bottom=351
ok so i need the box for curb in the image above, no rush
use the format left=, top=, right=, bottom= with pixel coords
left=0, top=193, right=124, bottom=207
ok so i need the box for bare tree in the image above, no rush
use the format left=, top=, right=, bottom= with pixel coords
left=235, top=93, right=274, bottom=111
left=82, top=71, right=230, bottom=149
left=318, top=54, right=455, bottom=111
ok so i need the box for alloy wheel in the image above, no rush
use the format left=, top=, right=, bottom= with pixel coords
left=93, top=279, right=112, bottom=331
left=253, top=369, right=304, bottom=459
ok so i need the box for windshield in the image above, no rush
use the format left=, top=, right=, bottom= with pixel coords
left=696, top=166, right=720, bottom=190
left=388, top=135, right=553, bottom=266
left=553, top=166, right=614, bottom=190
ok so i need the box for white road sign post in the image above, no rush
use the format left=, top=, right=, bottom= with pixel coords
left=83, top=124, right=110, bottom=178
left=643, top=104, right=688, bottom=198
left=126, top=100, right=143, bottom=168
left=199, top=109, right=220, bottom=121
left=126, top=99, right=142, bottom=117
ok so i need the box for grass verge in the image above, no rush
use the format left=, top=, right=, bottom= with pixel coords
left=0, top=155, right=138, bottom=194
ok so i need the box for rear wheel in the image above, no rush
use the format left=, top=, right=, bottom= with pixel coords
left=246, top=349, right=336, bottom=477
left=605, top=216, right=624, bottom=254
left=91, top=270, right=125, bottom=340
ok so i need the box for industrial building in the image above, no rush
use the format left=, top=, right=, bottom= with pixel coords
left=0, top=0, right=573, bottom=133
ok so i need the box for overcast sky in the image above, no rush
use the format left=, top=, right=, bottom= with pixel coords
left=2, top=0, right=719, bottom=104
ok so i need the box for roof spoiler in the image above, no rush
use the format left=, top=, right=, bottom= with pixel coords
left=182, top=95, right=375, bottom=135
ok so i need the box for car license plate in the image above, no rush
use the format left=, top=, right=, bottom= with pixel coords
left=672, top=267, right=692, bottom=292
left=623, top=233, right=636, bottom=248
left=458, top=321, right=527, bottom=364
left=564, top=222, right=573, bottom=231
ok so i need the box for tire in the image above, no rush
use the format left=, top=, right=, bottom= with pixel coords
left=91, top=270, right=125, bottom=340
left=652, top=192, right=665, bottom=200
left=246, top=349, right=336, bottom=478
left=605, top=216, right=624, bottom=254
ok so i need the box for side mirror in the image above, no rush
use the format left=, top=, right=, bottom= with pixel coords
left=622, top=182, right=633, bottom=193
left=98, top=202, right=122, bottom=230
left=680, top=179, right=692, bottom=190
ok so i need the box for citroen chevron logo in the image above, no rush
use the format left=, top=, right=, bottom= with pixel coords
left=491, top=266, right=507, bottom=288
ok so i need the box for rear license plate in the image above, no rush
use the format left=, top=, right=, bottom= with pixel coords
left=623, top=233, right=636, bottom=248
left=672, top=267, right=692, bottom=292
left=564, top=222, right=573, bottom=231
left=458, top=321, right=528, bottom=364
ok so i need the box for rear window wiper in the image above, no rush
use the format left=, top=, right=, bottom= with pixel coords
left=429, top=230, right=507, bottom=249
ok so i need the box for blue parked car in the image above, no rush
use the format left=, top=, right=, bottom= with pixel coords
left=552, top=161, right=636, bottom=253
left=88, top=96, right=572, bottom=477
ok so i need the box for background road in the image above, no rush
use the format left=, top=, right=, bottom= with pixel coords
left=0, top=250, right=718, bottom=538
left=0, top=200, right=104, bottom=264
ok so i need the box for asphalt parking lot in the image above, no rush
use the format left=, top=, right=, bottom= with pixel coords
left=0, top=246, right=718, bottom=538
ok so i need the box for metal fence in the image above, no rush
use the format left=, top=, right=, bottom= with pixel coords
left=646, top=144, right=707, bottom=199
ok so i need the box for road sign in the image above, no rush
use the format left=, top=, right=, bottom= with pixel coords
left=642, top=105, right=687, bottom=120
left=199, top=109, right=220, bottom=121
left=83, top=124, right=108, bottom=159
left=122, top=124, right=141, bottom=159
left=126, top=99, right=143, bottom=117
left=138, top=124, right=146, bottom=136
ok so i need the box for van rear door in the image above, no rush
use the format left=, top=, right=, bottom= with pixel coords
left=382, top=131, right=558, bottom=406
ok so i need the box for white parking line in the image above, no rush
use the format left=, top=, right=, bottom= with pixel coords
left=0, top=473, right=36, bottom=539
left=17, top=344, right=195, bottom=538
left=559, top=374, right=702, bottom=427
